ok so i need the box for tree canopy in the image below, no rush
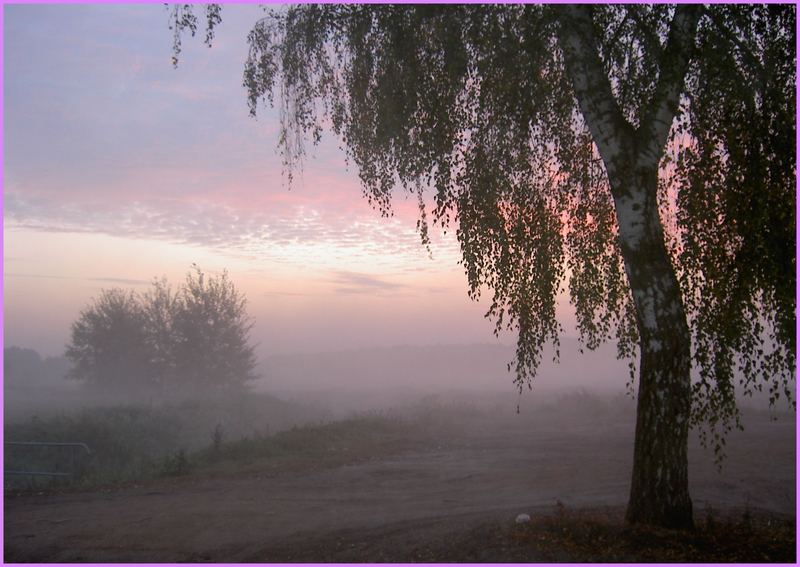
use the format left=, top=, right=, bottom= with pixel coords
left=66, top=288, right=154, bottom=396
left=66, top=267, right=257, bottom=398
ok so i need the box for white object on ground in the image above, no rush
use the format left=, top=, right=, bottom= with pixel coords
left=515, top=513, right=531, bottom=524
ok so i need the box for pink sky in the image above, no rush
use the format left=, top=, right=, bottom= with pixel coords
left=3, top=5, right=579, bottom=358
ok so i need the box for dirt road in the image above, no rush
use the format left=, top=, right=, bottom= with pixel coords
left=5, top=409, right=794, bottom=562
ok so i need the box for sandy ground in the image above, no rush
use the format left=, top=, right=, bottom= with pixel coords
left=4, top=408, right=795, bottom=562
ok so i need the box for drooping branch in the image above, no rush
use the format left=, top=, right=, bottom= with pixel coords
left=169, top=4, right=223, bottom=68
left=704, top=9, right=771, bottom=85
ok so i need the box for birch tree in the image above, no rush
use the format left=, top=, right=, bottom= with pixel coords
left=171, top=4, right=795, bottom=529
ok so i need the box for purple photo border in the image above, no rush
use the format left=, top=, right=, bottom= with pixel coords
left=0, top=2, right=797, bottom=567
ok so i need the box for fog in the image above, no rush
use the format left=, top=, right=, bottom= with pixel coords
left=5, top=339, right=631, bottom=436
left=4, top=337, right=795, bottom=562
left=1, top=280, right=794, bottom=561
left=257, top=339, right=629, bottom=416
left=6, top=336, right=765, bottom=416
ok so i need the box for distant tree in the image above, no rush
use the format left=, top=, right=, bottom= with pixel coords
left=141, top=277, right=181, bottom=393
left=170, top=4, right=795, bottom=529
left=4, top=347, right=71, bottom=390
left=171, top=267, right=258, bottom=392
left=65, top=269, right=258, bottom=396
left=4, top=347, right=44, bottom=389
left=65, top=289, right=155, bottom=395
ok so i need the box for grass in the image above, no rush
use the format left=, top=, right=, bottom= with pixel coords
left=4, top=400, right=417, bottom=491
left=5, top=387, right=489, bottom=491
left=5, top=405, right=185, bottom=487
left=190, top=412, right=419, bottom=477
left=497, top=504, right=797, bottom=563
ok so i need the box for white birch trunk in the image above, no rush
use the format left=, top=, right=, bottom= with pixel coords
left=557, top=5, right=701, bottom=529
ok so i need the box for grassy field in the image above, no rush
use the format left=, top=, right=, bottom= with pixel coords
left=4, top=393, right=381, bottom=489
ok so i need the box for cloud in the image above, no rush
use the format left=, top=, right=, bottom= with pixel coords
left=262, top=290, right=308, bottom=297
left=5, top=273, right=150, bottom=286
left=329, top=271, right=406, bottom=295
left=5, top=273, right=77, bottom=281
left=4, top=4, right=464, bottom=275
left=88, top=277, right=151, bottom=286
left=425, top=286, right=450, bottom=294
left=4, top=191, right=459, bottom=273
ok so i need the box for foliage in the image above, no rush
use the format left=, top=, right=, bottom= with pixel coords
left=162, top=448, right=190, bottom=476
left=170, top=267, right=257, bottom=392
left=167, top=3, right=222, bottom=67
left=211, top=422, right=225, bottom=452
left=667, top=5, right=796, bottom=441
left=141, top=277, right=181, bottom=392
left=65, top=267, right=257, bottom=396
left=66, top=289, right=155, bottom=395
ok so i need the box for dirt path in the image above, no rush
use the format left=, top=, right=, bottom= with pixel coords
left=5, top=411, right=794, bottom=562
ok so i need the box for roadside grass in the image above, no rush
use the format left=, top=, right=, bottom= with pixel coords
left=5, top=405, right=184, bottom=487
left=4, top=402, right=418, bottom=491
left=495, top=504, right=796, bottom=563
left=4, top=388, right=498, bottom=492
left=192, top=412, right=419, bottom=477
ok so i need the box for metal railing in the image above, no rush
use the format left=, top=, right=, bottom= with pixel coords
left=5, top=442, right=91, bottom=480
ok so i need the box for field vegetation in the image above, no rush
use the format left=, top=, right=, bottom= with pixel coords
left=4, top=392, right=340, bottom=489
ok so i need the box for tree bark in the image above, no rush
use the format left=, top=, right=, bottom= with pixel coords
left=612, top=164, right=694, bottom=530
left=556, top=5, right=700, bottom=530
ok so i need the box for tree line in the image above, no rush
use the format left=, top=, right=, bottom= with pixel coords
left=65, top=267, right=257, bottom=398
left=5, top=347, right=71, bottom=392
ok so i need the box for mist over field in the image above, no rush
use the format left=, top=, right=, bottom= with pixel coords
left=7, top=337, right=782, bottom=422
left=5, top=338, right=791, bottom=473
left=5, top=339, right=630, bottom=427
left=4, top=338, right=795, bottom=562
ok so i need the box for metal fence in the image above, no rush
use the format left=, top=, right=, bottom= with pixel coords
left=5, top=442, right=92, bottom=485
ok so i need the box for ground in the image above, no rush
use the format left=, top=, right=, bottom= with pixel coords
left=4, top=400, right=795, bottom=563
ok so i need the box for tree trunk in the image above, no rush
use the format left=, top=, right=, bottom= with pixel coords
left=556, top=4, right=701, bottom=529
left=610, top=163, right=694, bottom=530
